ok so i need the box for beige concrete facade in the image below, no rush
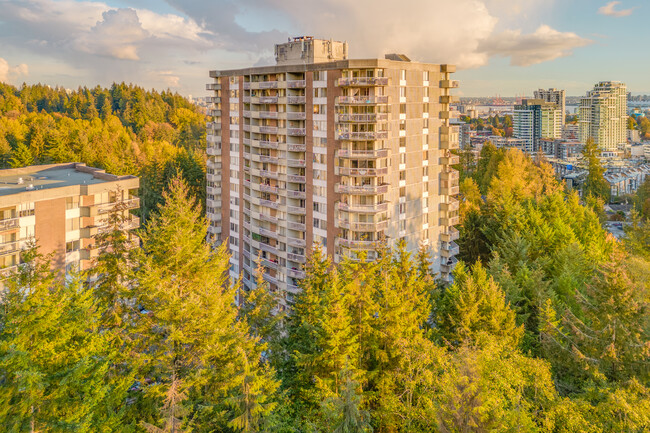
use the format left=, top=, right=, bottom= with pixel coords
left=206, top=39, right=460, bottom=304
left=0, top=163, right=139, bottom=279
left=579, top=81, right=627, bottom=152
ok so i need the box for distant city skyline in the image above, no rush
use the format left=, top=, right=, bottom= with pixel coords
left=0, top=0, right=647, bottom=97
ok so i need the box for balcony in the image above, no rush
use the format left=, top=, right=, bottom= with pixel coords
left=439, top=80, right=459, bottom=88
left=286, top=189, right=306, bottom=199
left=440, top=199, right=460, bottom=212
left=337, top=131, right=388, bottom=140
left=259, top=184, right=279, bottom=194
left=258, top=81, right=279, bottom=89
left=287, top=268, right=306, bottom=279
left=258, top=111, right=279, bottom=119
left=207, top=146, right=220, bottom=156
left=440, top=227, right=460, bottom=243
left=260, top=170, right=279, bottom=180
left=440, top=256, right=459, bottom=274
left=206, top=96, right=221, bottom=104
left=287, top=159, right=306, bottom=168
left=254, top=154, right=279, bottom=164
left=259, top=227, right=277, bottom=238
left=335, top=238, right=380, bottom=249
left=287, top=143, right=306, bottom=151
left=287, top=221, right=306, bottom=231
left=258, top=213, right=279, bottom=224
left=263, top=273, right=279, bottom=286
left=208, top=109, right=221, bottom=117
left=336, top=167, right=389, bottom=177
left=0, top=240, right=20, bottom=256
left=259, top=126, right=278, bottom=134
left=440, top=170, right=460, bottom=182
left=287, top=237, right=306, bottom=248
left=440, top=184, right=460, bottom=196
left=260, top=199, right=280, bottom=210
left=261, top=258, right=279, bottom=270
left=440, top=215, right=460, bottom=226
left=287, top=174, right=306, bottom=183
left=287, top=128, right=306, bottom=136
left=337, top=77, right=389, bottom=87
left=206, top=82, right=221, bottom=91
left=337, top=220, right=388, bottom=231
left=337, top=202, right=388, bottom=213
left=287, top=252, right=306, bottom=263
left=287, top=80, right=306, bottom=88
left=287, top=112, right=306, bottom=120
left=0, top=265, right=18, bottom=278
left=259, top=242, right=279, bottom=256
left=287, top=205, right=306, bottom=215
left=208, top=225, right=221, bottom=236
left=440, top=154, right=460, bottom=165
left=335, top=184, right=389, bottom=194
left=337, top=113, right=389, bottom=123
left=336, top=95, right=389, bottom=105
left=96, top=197, right=140, bottom=214
left=336, top=148, right=389, bottom=159
left=0, top=218, right=19, bottom=232
left=287, top=96, right=306, bottom=104
left=260, top=96, right=278, bottom=104
left=257, top=140, right=279, bottom=149
left=440, top=136, right=459, bottom=150
left=440, top=241, right=460, bottom=258
left=439, top=95, right=459, bottom=104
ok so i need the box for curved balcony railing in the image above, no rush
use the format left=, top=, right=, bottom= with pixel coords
left=336, top=95, right=389, bottom=104
left=337, top=220, right=388, bottom=231
left=337, top=113, right=389, bottom=123
left=337, top=131, right=388, bottom=140
left=337, top=148, right=389, bottom=159
left=336, top=167, right=389, bottom=176
left=337, top=202, right=388, bottom=213
left=335, top=184, right=389, bottom=194
left=335, top=238, right=380, bottom=249
left=337, top=77, right=389, bottom=87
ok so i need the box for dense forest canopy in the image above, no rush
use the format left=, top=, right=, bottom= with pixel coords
left=0, top=82, right=207, bottom=220
left=1, top=140, right=649, bottom=431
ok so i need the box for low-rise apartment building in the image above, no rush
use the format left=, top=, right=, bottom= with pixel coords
left=0, top=163, right=139, bottom=278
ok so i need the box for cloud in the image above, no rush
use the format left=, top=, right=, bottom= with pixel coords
left=0, top=0, right=592, bottom=95
left=477, top=25, right=592, bottom=66
left=0, top=58, right=29, bottom=83
left=598, top=1, right=635, bottom=17
left=75, top=9, right=149, bottom=60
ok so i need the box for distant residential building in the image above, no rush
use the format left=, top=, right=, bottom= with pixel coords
left=0, top=163, right=139, bottom=279
left=605, top=164, right=650, bottom=196
left=563, top=123, right=579, bottom=140
left=534, top=88, right=566, bottom=128
left=206, top=37, right=461, bottom=296
left=628, top=128, right=641, bottom=143
left=513, top=99, right=561, bottom=154
left=539, top=138, right=583, bottom=160
left=488, top=136, right=528, bottom=153
left=579, top=81, right=627, bottom=152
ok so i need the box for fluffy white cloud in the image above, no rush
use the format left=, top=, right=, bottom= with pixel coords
left=598, top=1, right=635, bottom=17
left=477, top=25, right=592, bottom=66
left=75, top=9, right=149, bottom=60
left=0, top=58, right=29, bottom=83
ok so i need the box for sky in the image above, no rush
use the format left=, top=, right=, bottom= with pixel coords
left=0, top=0, right=646, bottom=97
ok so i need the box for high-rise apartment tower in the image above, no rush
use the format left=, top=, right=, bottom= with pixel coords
left=578, top=81, right=627, bottom=152
left=513, top=99, right=562, bottom=154
left=534, top=88, right=566, bottom=128
left=206, top=37, right=460, bottom=305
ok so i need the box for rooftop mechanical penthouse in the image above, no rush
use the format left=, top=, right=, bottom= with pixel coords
left=206, top=37, right=460, bottom=305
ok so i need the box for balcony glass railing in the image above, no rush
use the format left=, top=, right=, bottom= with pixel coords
left=337, top=95, right=389, bottom=104
left=337, top=131, right=388, bottom=140
left=337, top=202, right=388, bottom=213
left=337, top=77, right=389, bottom=86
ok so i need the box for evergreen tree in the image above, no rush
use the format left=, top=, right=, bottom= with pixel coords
left=131, top=176, right=278, bottom=431
left=582, top=137, right=610, bottom=201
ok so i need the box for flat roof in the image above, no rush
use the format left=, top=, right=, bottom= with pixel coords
left=0, top=163, right=137, bottom=197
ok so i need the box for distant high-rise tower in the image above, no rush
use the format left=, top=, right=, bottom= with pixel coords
left=513, top=99, right=562, bottom=154
left=578, top=81, right=627, bottom=152
left=534, top=88, right=566, bottom=128
left=205, top=37, right=460, bottom=304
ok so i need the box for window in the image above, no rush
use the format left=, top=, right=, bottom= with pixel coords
left=423, top=166, right=429, bottom=176
left=400, top=153, right=406, bottom=165
left=400, top=120, right=406, bottom=131
left=65, top=197, right=79, bottom=209
left=65, top=218, right=79, bottom=231
left=400, top=103, right=406, bottom=114
left=423, top=197, right=429, bottom=208
left=423, top=150, right=429, bottom=161
left=400, top=69, right=406, bottom=80
left=313, top=218, right=320, bottom=228
left=399, top=203, right=407, bottom=214
left=423, top=103, right=428, bottom=114
left=423, top=71, right=429, bottom=81
left=424, top=87, right=429, bottom=97
left=399, top=220, right=406, bottom=231
left=399, top=171, right=406, bottom=181
left=230, top=222, right=239, bottom=232
left=65, top=240, right=80, bottom=253
left=400, top=87, right=406, bottom=98
left=423, top=118, right=429, bottom=128
left=400, top=187, right=406, bottom=197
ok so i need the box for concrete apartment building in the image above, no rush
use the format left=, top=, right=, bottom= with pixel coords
left=513, top=99, right=562, bottom=154
left=206, top=37, right=460, bottom=301
left=0, top=163, right=139, bottom=278
left=534, top=88, right=566, bottom=128
left=579, top=81, right=627, bottom=152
